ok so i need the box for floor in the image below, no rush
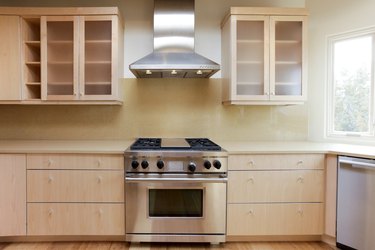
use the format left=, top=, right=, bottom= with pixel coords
left=0, top=242, right=335, bottom=250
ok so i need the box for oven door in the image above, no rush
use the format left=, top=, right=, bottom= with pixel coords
left=125, top=174, right=227, bottom=235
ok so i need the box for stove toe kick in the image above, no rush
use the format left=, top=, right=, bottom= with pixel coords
left=126, top=233, right=226, bottom=244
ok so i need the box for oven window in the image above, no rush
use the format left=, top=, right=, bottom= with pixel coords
left=149, top=189, right=203, bottom=217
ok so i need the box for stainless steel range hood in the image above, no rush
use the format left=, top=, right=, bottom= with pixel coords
left=129, top=0, right=220, bottom=78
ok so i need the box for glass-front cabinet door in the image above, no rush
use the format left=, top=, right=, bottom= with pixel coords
left=41, top=16, right=79, bottom=100
left=233, top=16, right=269, bottom=101
left=270, top=16, right=307, bottom=101
left=79, top=16, right=117, bottom=100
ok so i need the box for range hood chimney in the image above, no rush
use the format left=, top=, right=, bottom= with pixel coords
left=129, top=0, right=220, bottom=78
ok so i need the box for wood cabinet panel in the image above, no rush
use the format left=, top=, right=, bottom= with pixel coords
left=27, top=153, right=123, bottom=170
left=27, top=170, right=124, bottom=202
left=0, top=16, right=21, bottom=100
left=227, top=203, right=323, bottom=236
left=0, top=154, right=26, bottom=236
left=228, top=170, right=324, bottom=203
left=228, top=154, right=325, bottom=170
left=27, top=203, right=124, bottom=235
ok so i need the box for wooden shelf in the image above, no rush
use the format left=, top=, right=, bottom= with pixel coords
left=275, top=82, right=300, bottom=86
left=47, top=41, right=73, bottom=45
left=25, top=82, right=41, bottom=86
left=237, top=61, right=263, bottom=64
left=85, top=40, right=111, bottom=44
left=85, top=61, right=111, bottom=65
left=237, top=82, right=263, bottom=86
left=84, top=82, right=111, bottom=86
left=25, top=62, right=41, bottom=66
left=275, top=40, right=301, bottom=44
left=25, top=41, right=41, bottom=47
left=48, top=61, right=73, bottom=65
left=276, top=61, right=301, bottom=65
left=237, top=39, right=263, bottom=44
left=47, top=82, right=73, bottom=86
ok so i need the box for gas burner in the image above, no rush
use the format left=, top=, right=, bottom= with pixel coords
left=129, top=138, right=221, bottom=151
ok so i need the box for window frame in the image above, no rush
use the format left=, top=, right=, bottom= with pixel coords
left=326, top=27, right=375, bottom=141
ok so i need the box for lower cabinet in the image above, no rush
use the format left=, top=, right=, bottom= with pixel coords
left=227, top=203, right=323, bottom=236
left=28, top=203, right=124, bottom=235
left=0, top=154, right=26, bottom=236
left=26, top=153, right=125, bottom=236
left=227, top=154, right=325, bottom=238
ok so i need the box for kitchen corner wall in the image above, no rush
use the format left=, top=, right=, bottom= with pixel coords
left=0, top=0, right=308, bottom=141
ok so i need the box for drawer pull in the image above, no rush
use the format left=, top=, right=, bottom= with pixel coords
left=96, top=159, right=102, bottom=167
left=248, top=160, right=255, bottom=167
left=297, top=176, right=304, bottom=183
left=48, top=176, right=54, bottom=183
left=248, top=210, right=254, bottom=215
left=97, top=176, right=103, bottom=183
left=48, top=208, right=54, bottom=216
left=297, top=209, right=304, bottom=216
left=297, top=160, right=304, bottom=166
left=47, top=159, right=54, bottom=167
left=98, top=209, right=103, bottom=216
left=247, top=177, right=254, bottom=183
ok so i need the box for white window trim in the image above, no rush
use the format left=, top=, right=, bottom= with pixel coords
left=326, top=26, right=375, bottom=143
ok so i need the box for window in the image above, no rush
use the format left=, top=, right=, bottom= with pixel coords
left=327, top=28, right=375, bottom=140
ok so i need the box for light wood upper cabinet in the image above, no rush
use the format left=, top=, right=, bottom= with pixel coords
left=0, top=16, right=21, bottom=100
left=40, top=15, right=120, bottom=101
left=18, top=7, right=123, bottom=104
left=221, top=7, right=308, bottom=105
left=0, top=154, right=26, bottom=236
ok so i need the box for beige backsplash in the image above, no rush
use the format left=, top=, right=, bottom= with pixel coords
left=0, top=78, right=308, bottom=141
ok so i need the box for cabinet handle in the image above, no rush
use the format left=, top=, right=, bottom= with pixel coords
left=271, top=92, right=275, bottom=95
left=247, top=160, right=255, bottom=167
left=297, top=209, right=304, bottom=216
left=98, top=209, right=103, bottom=216
left=297, top=160, right=304, bottom=166
left=47, top=159, right=53, bottom=167
left=248, top=210, right=254, bottom=215
left=96, top=159, right=102, bottom=167
left=247, top=177, right=254, bottom=183
left=48, top=176, right=54, bottom=183
left=297, top=176, right=304, bottom=183
left=97, top=176, right=103, bottom=183
left=48, top=208, right=54, bottom=216
left=265, top=92, right=269, bottom=96
left=80, top=92, right=84, bottom=97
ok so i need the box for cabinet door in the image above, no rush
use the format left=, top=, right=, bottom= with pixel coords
left=28, top=203, right=125, bottom=235
left=227, top=203, right=323, bottom=236
left=0, top=16, right=21, bottom=100
left=41, top=16, right=79, bottom=100
left=270, top=16, right=307, bottom=101
left=228, top=170, right=324, bottom=203
left=232, top=15, right=269, bottom=101
left=79, top=16, right=118, bottom=100
left=0, top=154, right=26, bottom=236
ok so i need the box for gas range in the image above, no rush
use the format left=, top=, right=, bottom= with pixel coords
left=125, top=138, right=228, bottom=174
left=124, top=138, right=227, bottom=243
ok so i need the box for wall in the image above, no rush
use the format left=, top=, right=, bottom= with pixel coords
left=0, top=0, right=308, bottom=141
left=306, top=0, right=375, bottom=144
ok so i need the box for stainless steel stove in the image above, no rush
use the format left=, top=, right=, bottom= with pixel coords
left=124, top=138, right=228, bottom=243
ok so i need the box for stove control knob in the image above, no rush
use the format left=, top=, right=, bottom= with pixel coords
left=213, top=160, right=222, bottom=169
left=188, top=162, right=196, bottom=173
left=141, top=160, right=149, bottom=169
left=204, top=160, right=211, bottom=169
left=131, top=160, right=139, bottom=169
left=157, top=160, right=165, bottom=169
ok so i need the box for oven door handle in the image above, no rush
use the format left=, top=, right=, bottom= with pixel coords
left=125, top=177, right=228, bottom=183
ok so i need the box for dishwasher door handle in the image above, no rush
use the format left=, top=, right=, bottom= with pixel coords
left=339, top=156, right=375, bottom=170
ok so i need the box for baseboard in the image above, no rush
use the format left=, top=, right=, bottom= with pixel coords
left=321, top=234, right=336, bottom=247
left=0, top=236, right=125, bottom=242
left=226, top=235, right=322, bottom=242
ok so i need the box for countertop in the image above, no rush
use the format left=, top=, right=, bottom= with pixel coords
left=0, top=140, right=374, bottom=159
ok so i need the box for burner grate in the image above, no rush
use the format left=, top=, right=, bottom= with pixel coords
left=129, top=138, right=221, bottom=151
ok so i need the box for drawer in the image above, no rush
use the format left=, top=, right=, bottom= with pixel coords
left=228, top=170, right=324, bottom=203
left=27, top=170, right=124, bottom=202
left=228, top=154, right=325, bottom=170
left=27, top=203, right=125, bottom=236
left=27, top=154, right=123, bottom=170
left=227, top=203, right=323, bottom=236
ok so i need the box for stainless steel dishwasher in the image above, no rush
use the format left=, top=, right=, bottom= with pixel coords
left=337, top=156, right=375, bottom=250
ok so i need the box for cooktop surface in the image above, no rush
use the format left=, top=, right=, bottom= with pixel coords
left=129, top=138, right=221, bottom=151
